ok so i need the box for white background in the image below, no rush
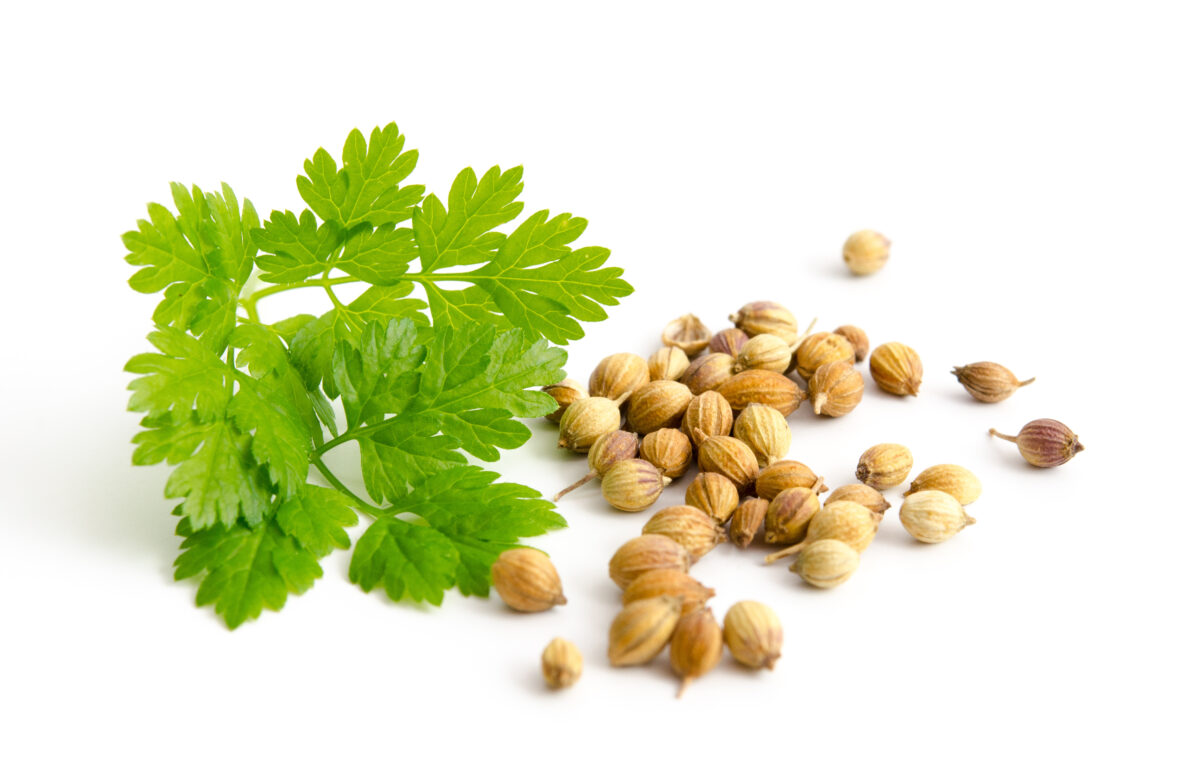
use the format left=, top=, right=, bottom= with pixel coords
left=2, top=1, right=1185, bottom=762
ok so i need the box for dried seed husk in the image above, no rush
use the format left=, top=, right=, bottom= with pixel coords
left=795, top=332, right=855, bottom=380
left=989, top=419, right=1084, bottom=468
left=856, top=443, right=913, bottom=490
left=756, top=460, right=828, bottom=500
left=695, top=431, right=760, bottom=492
left=732, top=403, right=791, bottom=467
left=729, top=301, right=799, bottom=344
left=670, top=607, right=723, bottom=697
left=685, top=472, right=740, bottom=523
left=825, top=483, right=890, bottom=514
left=557, top=396, right=621, bottom=452
left=627, top=380, right=694, bottom=434
left=790, top=539, right=860, bottom=588
left=640, top=428, right=693, bottom=479
left=589, top=352, right=650, bottom=404
left=681, top=390, right=734, bottom=446
left=609, top=534, right=692, bottom=589
left=809, top=360, right=864, bottom=417
left=622, top=569, right=715, bottom=615
left=834, top=325, right=869, bottom=362
left=541, top=638, right=582, bottom=689
left=734, top=334, right=792, bottom=374
left=869, top=342, right=923, bottom=396
left=680, top=352, right=734, bottom=395
left=608, top=595, right=684, bottom=667
left=842, top=229, right=890, bottom=276
left=709, top=328, right=749, bottom=357
left=543, top=378, right=587, bottom=423
left=723, top=601, right=782, bottom=670
left=648, top=346, right=691, bottom=381
left=729, top=497, right=768, bottom=548
left=763, top=485, right=821, bottom=545
left=553, top=429, right=639, bottom=501
left=899, top=490, right=976, bottom=543
left=601, top=459, right=671, bottom=512
left=642, top=505, right=725, bottom=560
left=765, top=500, right=881, bottom=562
left=905, top=464, right=982, bottom=505
left=952, top=361, right=1034, bottom=403
left=662, top=314, right=712, bottom=356
left=490, top=548, right=567, bottom=612
left=716, top=369, right=807, bottom=415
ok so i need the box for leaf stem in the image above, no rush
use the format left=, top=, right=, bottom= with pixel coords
left=240, top=276, right=362, bottom=312
left=311, top=456, right=381, bottom=518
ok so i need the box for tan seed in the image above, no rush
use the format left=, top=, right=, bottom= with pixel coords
left=696, top=432, right=760, bottom=492
left=728, top=497, right=768, bottom=548
left=716, top=369, right=807, bottom=415
left=589, top=352, right=649, bottom=404
left=729, top=301, right=799, bottom=344
left=790, top=539, right=861, bottom=588
left=670, top=607, right=723, bottom=697
left=904, top=464, right=982, bottom=505
left=661, top=314, right=711, bottom=356
left=553, top=429, right=639, bottom=501
left=899, top=490, right=977, bottom=543
left=642, top=505, right=725, bottom=560
left=640, top=428, right=693, bottom=479
left=685, top=472, right=740, bottom=523
left=648, top=346, right=691, bottom=381
left=764, top=486, right=821, bottom=545
left=542, top=378, right=587, bottom=423
left=795, top=332, right=855, bottom=380
left=833, top=325, right=870, bottom=362
left=557, top=396, right=621, bottom=452
left=842, top=229, right=890, bottom=276
left=732, top=403, right=792, bottom=467
left=856, top=443, right=913, bottom=490
left=734, top=334, right=792, bottom=374
left=681, top=390, right=734, bottom=446
left=622, top=569, right=715, bottom=615
left=601, top=458, right=671, bottom=512
left=825, top=484, right=890, bottom=514
left=680, top=352, right=734, bottom=395
left=708, top=328, right=749, bottom=357
left=952, top=361, right=1035, bottom=403
left=809, top=360, right=864, bottom=417
left=869, top=342, right=923, bottom=396
left=627, top=380, right=693, bottom=434
left=541, top=638, right=582, bottom=689
left=490, top=548, right=566, bottom=612
left=723, top=601, right=782, bottom=670
left=608, top=595, right=684, bottom=667
left=756, top=460, right=828, bottom=500
left=608, top=534, right=691, bottom=589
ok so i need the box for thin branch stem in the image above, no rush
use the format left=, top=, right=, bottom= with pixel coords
left=311, top=456, right=381, bottom=518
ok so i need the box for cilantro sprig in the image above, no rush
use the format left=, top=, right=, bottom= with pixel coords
left=123, top=123, right=631, bottom=628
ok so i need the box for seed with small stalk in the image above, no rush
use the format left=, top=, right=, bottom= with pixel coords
left=589, top=352, right=650, bottom=404
left=681, top=390, right=734, bottom=446
left=557, top=396, right=623, bottom=452
left=662, top=314, right=712, bottom=355
left=989, top=419, right=1084, bottom=468
left=842, top=229, right=890, bottom=275
left=490, top=549, right=567, bottom=612
left=627, top=380, right=693, bottom=434
left=648, top=346, right=690, bottom=381
left=809, top=360, right=864, bottom=417
left=765, top=500, right=881, bottom=563
left=685, top=472, right=740, bottom=523
left=763, top=481, right=823, bottom=545
left=723, top=601, right=782, bottom=670
left=900, top=490, right=977, bottom=543
left=825, top=484, right=890, bottom=515
left=601, top=459, right=671, bottom=512
left=715, top=369, right=807, bottom=415
left=541, top=638, right=582, bottom=689
left=729, top=301, right=799, bottom=344
left=622, top=569, right=716, bottom=615
left=543, top=379, right=587, bottom=423
left=856, top=443, right=913, bottom=489
left=709, top=328, right=749, bottom=357
left=734, top=334, right=792, bottom=374
left=642, top=505, right=725, bottom=560
left=641, top=428, right=693, bottom=479
left=795, top=332, right=855, bottom=380
left=952, top=362, right=1035, bottom=403
left=870, top=342, right=923, bottom=396
left=553, top=429, right=639, bottom=501
left=729, top=497, right=768, bottom=548
left=670, top=607, right=723, bottom=698
left=608, top=595, right=684, bottom=667
left=680, top=352, right=734, bottom=395
left=756, top=460, right=828, bottom=500
left=833, top=325, right=869, bottom=362
left=696, top=431, right=760, bottom=492
left=905, top=464, right=982, bottom=505
left=732, top=403, right=792, bottom=467
left=790, top=539, right=861, bottom=588
left=608, top=534, right=691, bottom=589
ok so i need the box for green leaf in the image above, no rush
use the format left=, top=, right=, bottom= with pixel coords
left=332, top=319, right=423, bottom=429
left=358, top=416, right=465, bottom=503
left=413, top=165, right=524, bottom=271
left=231, top=322, right=327, bottom=443
left=228, top=378, right=311, bottom=498
left=253, top=209, right=343, bottom=283
left=131, top=413, right=211, bottom=466
left=337, top=224, right=417, bottom=284
left=125, top=327, right=230, bottom=424
left=163, top=419, right=271, bottom=530
left=349, top=517, right=459, bottom=605
left=275, top=485, right=357, bottom=557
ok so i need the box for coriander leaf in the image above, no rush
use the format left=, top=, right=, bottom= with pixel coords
left=227, top=378, right=311, bottom=499
left=336, top=224, right=417, bottom=284
left=358, top=416, right=465, bottom=503
left=413, top=165, right=524, bottom=271
left=349, top=517, right=458, bottom=605
left=253, top=209, right=343, bottom=283
left=231, top=322, right=329, bottom=442
left=131, top=413, right=211, bottom=466
left=125, top=326, right=230, bottom=424
left=332, top=319, right=423, bottom=430
left=275, top=485, right=357, bottom=557
left=163, top=419, right=270, bottom=529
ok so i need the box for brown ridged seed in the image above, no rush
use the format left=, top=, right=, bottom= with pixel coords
left=640, top=428, right=693, bottom=479
left=732, top=403, right=791, bottom=467
left=685, top=472, right=740, bottom=523
left=681, top=390, right=733, bottom=446
left=723, top=601, right=782, bottom=670
left=716, top=369, right=807, bottom=415
left=608, top=534, right=691, bottom=589
left=553, top=429, right=639, bottom=501
left=990, top=419, right=1084, bottom=468
left=825, top=483, right=890, bottom=514
left=768, top=499, right=882, bottom=563
left=834, top=325, right=869, bottom=362
left=589, top=352, right=649, bottom=403
left=622, top=569, right=715, bottom=615
left=734, top=334, right=792, bottom=374
left=709, top=328, right=749, bottom=357
left=809, top=360, right=864, bottom=417
left=757, top=460, right=828, bottom=500
left=952, top=361, right=1034, bottom=403
left=870, top=342, right=923, bottom=396
left=648, top=346, right=690, bottom=381
left=543, top=378, right=587, bottom=422
left=729, top=497, right=768, bottom=548
left=764, top=486, right=821, bottom=545
left=627, top=380, right=693, bottom=434
left=680, top=352, right=734, bottom=395
left=670, top=607, right=723, bottom=697
left=729, top=301, right=799, bottom=344
left=795, top=332, right=855, bottom=380
left=642, top=505, right=725, bottom=560
left=900, top=490, right=977, bottom=543
left=696, top=432, right=760, bottom=491
left=490, top=549, right=566, bottom=612
left=608, top=596, right=684, bottom=667
left=905, top=464, right=982, bottom=505
left=557, top=396, right=621, bottom=452
left=541, top=638, right=582, bottom=689
left=791, top=539, right=861, bottom=588
left=842, top=229, right=890, bottom=276
left=601, top=458, right=670, bottom=512
left=662, top=314, right=712, bottom=355
left=856, top=443, right=913, bottom=490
